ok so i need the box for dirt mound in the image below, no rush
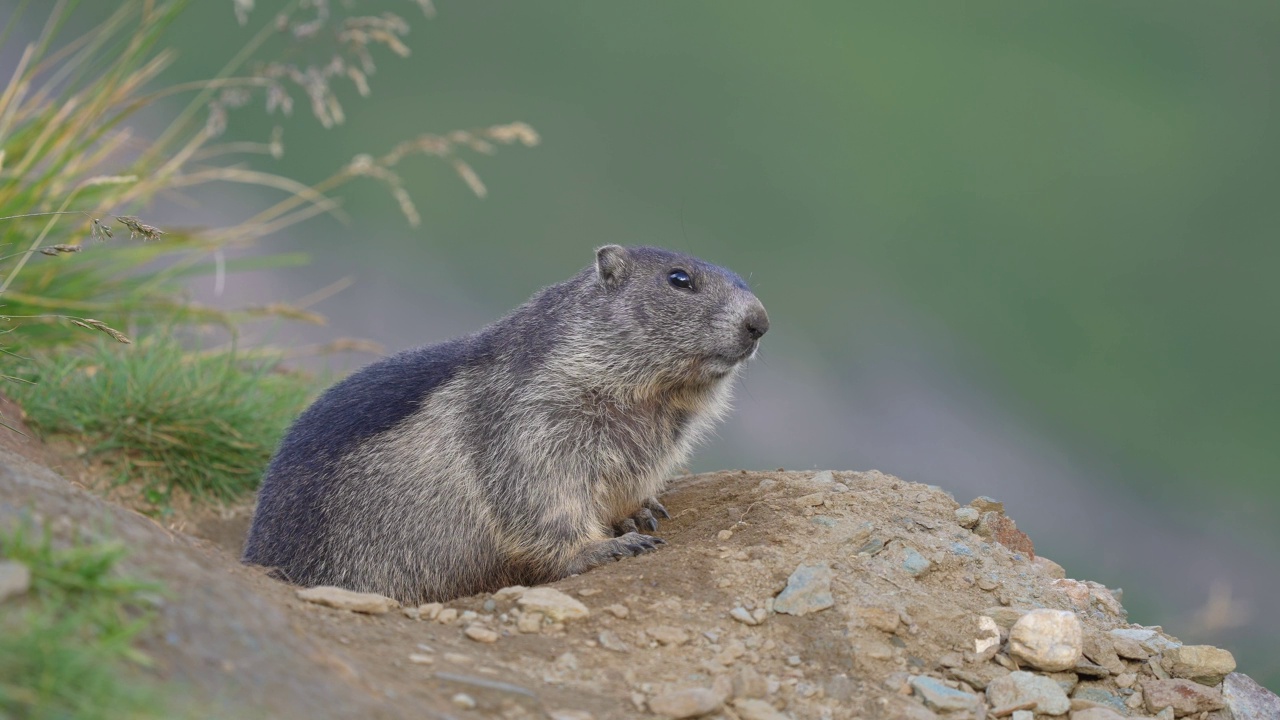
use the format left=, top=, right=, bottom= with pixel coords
left=2, top=446, right=1273, bottom=719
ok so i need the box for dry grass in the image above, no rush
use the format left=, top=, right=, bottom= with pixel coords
left=0, top=0, right=538, bottom=352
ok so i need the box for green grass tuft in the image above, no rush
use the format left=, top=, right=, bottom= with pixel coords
left=0, top=521, right=166, bottom=719
left=9, top=338, right=312, bottom=505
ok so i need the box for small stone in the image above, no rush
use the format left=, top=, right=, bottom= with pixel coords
left=1161, top=645, right=1236, bottom=685
left=1081, top=632, right=1125, bottom=675
left=451, top=693, right=477, bottom=710
left=603, top=603, right=630, bottom=619
left=0, top=560, right=30, bottom=603
left=734, top=667, right=769, bottom=699
left=1069, top=709, right=1125, bottom=720
left=751, top=608, right=768, bottom=624
left=797, top=492, right=826, bottom=507
left=1107, top=631, right=1147, bottom=660
left=1008, top=609, right=1083, bottom=671
left=436, top=608, right=459, bottom=624
left=1033, top=556, right=1067, bottom=579
left=977, top=576, right=1002, bottom=592
left=1073, top=661, right=1109, bottom=678
left=1053, top=579, right=1092, bottom=608
left=984, top=606, right=1028, bottom=628
left=647, top=625, right=690, bottom=646
left=880, top=696, right=941, bottom=720
left=1223, top=672, right=1280, bottom=720
left=517, top=587, right=589, bottom=621
left=1114, top=673, right=1137, bottom=689
left=648, top=687, right=724, bottom=718
left=854, top=606, right=901, bottom=633
left=493, top=585, right=527, bottom=601
left=296, top=586, right=398, bottom=614
left=401, top=606, right=421, bottom=619
left=812, top=470, right=835, bottom=484
left=1011, top=711, right=1034, bottom=720
left=955, top=507, right=980, bottom=528
left=900, top=547, right=933, bottom=578
left=1143, top=678, right=1225, bottom=716
left=910, top=675, right=983, bottom=713
left=464, top=625, right=498, bottom=643
left=517, top=611, right=544, bottom=633
left=974, top=616, right=1001, bottom=656
left=969, top=496, right=1005, bottom=514
left=1046, top=671, right=1079, bottom=695
left=717, top=529, right=734, bottom=541
left=986, top=671, right=1071, bottom=716
left=731, top=607, right=760, bottom=625
left=1071, top=686, right=1128, bottom=716
left=732, top=698, right=787, bottom=720
left=577, top=588, right=601, bottom=597
left=416, top=602, right=443, bottom=620
left=831, top=482, right=850, bottom=493
left=1154, top=708, right=1174, bottom=720
left=772, top=563, right=834, bottom=616
left=597, top=630, right=631, bottom=652
left=976, top=512, right=1035, bottom=557
left=549, top=711, right=594, bottom=720
left=408, top=653, right=434, bottom=665
left=1109, top=627, right=1180, bottom=655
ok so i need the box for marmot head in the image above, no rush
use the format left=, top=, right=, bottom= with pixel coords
left=588, top=245, right=769, bottom=389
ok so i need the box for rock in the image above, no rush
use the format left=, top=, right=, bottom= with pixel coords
left=597, top=630, right=631, bottom=652
left=975, top=512, right=1035, bottom=558
left=436, top=608, right=459, bottom=624
left=985, top=606, right=1029, bottom=629
left=974, top=615, right=1001, bottom=655
left=772, top=563, right=834, bottom=616
left=732, top=698, right=788, bottom=720
left=549, top=712, right=594, bottom=720
left=900, top=547, right=933, bottom=578
left=812, top=470, right=835, bottom=484
left=879, top=696, right=941, bottom=720
left=517, top=587, right=589, bottom=621
left=463, top=624, right=498, bottom=643
left=648, top=687, right=724, bottom=718
left=734, top=668, right=769, bottom=699
left=451, top=693, right=477, bottom=710
left=416, top=602, right=443, bottom=620
left=1223, top=672, right=1280, bottom=719
left=1161, top=645, right=1236, bottom=685
left=969, top=496, right=1005, bottom=514
left=1142, top=678, right=1225, bottom=717
left=954, top=507, right=980, bottom=529
left=1071, top=686, right=1129, bottom=716
left=647, top=625, right=691, bottom=646
left=1034, top=556, right=1067, bottom=579
left=853, top=606, right=901, bottom=633
left=796, top=492, right=826, bottom=507
left=1082, top=632, right=1125, bottom=675
left=603, top=603, right=630, bottom=619
left=0, top=559, right=31, bottom=602
left=492, top=585, right=527, bottom=601
left=986, top=671, right=1071, bottom=716
left=1045, top=671, right=1079, bottom=695
left=948, top=663, right=1009, bottom=691
left=517, top=611, right=544, bottom=633
left=295, top=586, right=398, bottom=614
left=910, top=675, right=983, bottom=714
left=730, top=606, right=760, bottom=625
left=1008, top=609, right=1083, bottom=672
left=1052, top=579, right=1092, bottom=608
left=1069, top=709, right=1126, bottom=720
left=1109, top=627, right=1180, bottom=655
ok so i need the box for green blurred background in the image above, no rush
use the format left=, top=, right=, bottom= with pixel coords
left=14, top=0, right=1280, bottom=686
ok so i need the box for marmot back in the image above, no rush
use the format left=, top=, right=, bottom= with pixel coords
left=242, top=245, right=769, bottom=603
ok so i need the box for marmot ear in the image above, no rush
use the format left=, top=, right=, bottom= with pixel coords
left=595, top=245, right=630, bottom=288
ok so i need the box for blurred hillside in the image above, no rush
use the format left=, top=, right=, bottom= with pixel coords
left=5, top=0, right=1277, bottom=687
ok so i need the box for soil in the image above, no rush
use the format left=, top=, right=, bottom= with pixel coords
left=0, top=407, right=1258, bottom=719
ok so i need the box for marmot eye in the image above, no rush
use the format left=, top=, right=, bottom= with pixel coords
left=667, top=269, right=693, bottom=290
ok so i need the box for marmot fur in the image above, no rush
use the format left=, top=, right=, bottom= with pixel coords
left=242, top=245, right=768, bottom=603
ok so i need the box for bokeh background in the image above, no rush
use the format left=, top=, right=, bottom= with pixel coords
left=9, top=1, right=1280, bottom=686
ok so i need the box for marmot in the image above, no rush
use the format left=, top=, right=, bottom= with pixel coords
left=242, top=245, right=768, bottom=603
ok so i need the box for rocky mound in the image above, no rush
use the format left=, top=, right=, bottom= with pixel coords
left=2, top=446, right=1277, bottom=719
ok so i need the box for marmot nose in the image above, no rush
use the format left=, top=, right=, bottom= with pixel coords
left=744, top=306, right=769, bottom=341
